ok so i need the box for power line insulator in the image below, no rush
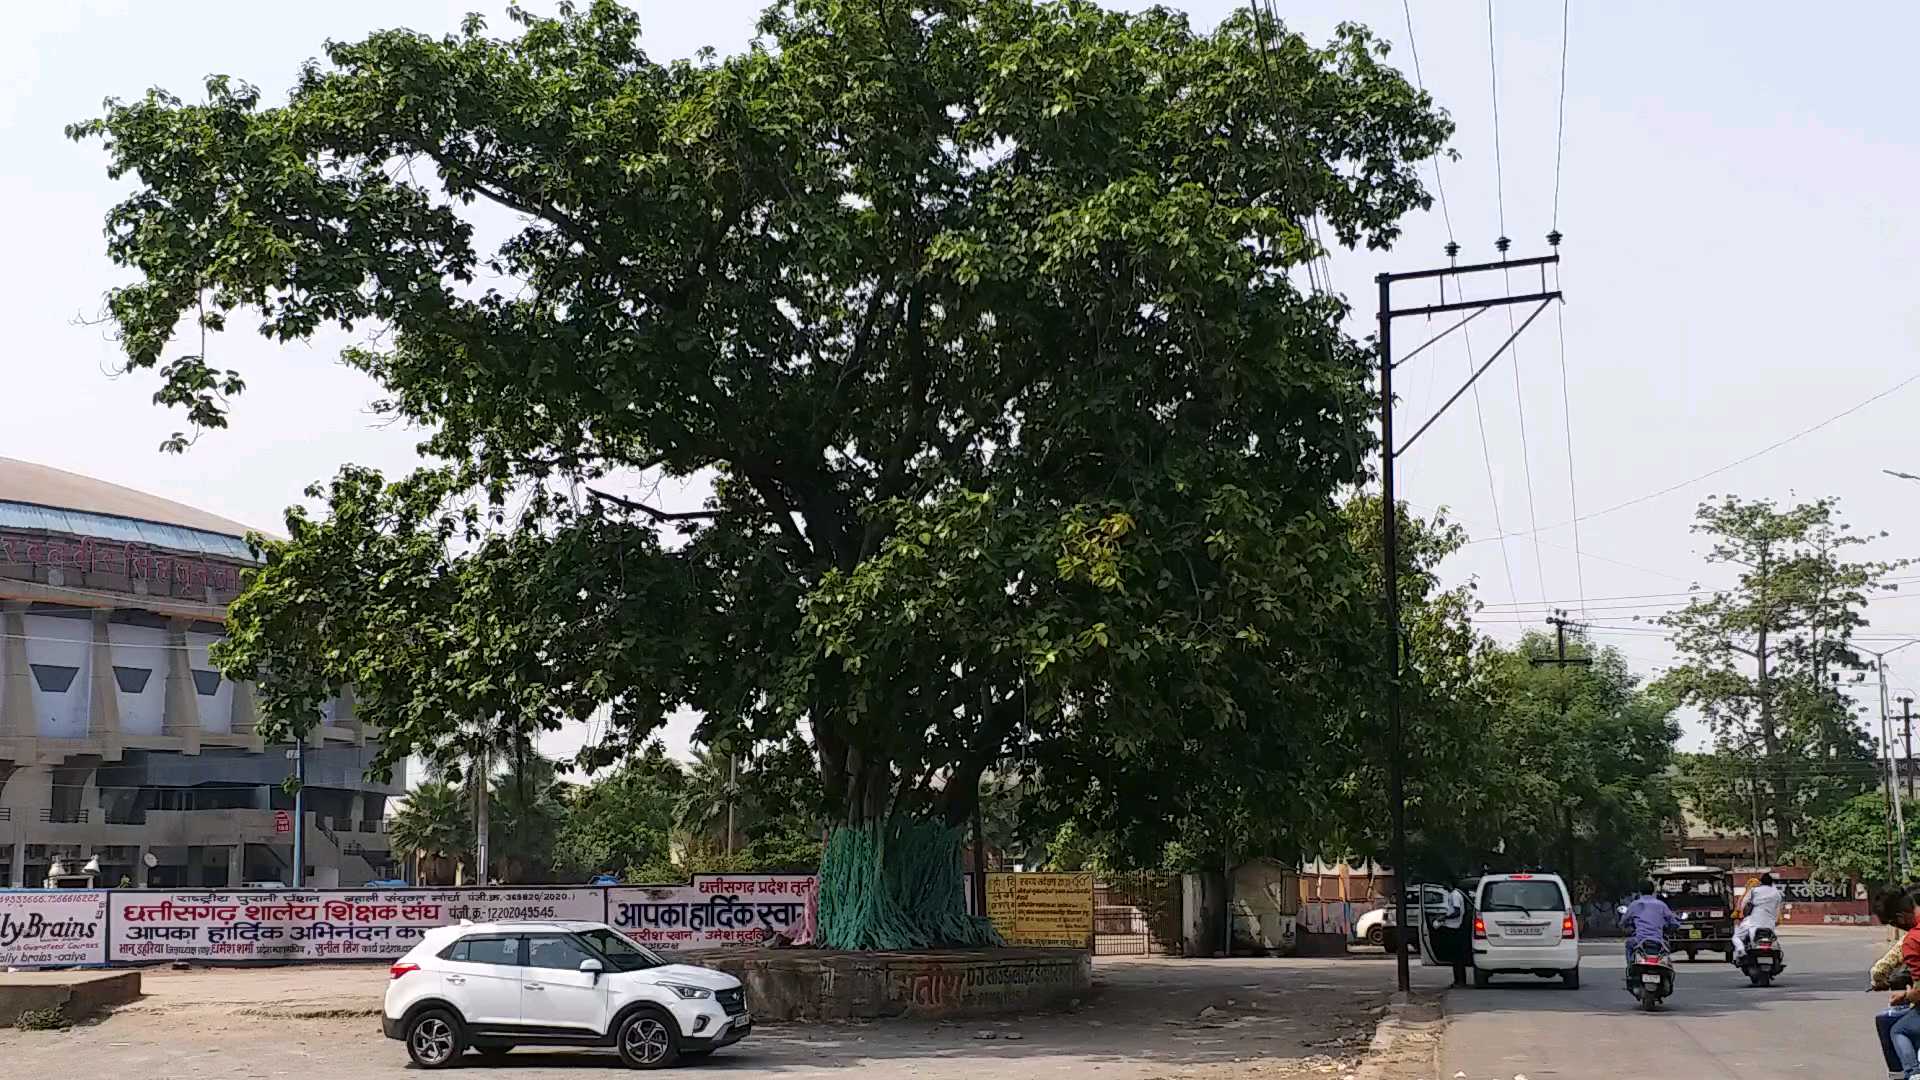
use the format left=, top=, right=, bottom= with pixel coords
left=1495, top=235, right=1511, bottom=253
left=1444, top=241, right=1461, bottom=259
left=1547, top=230, right=1563, bottom=248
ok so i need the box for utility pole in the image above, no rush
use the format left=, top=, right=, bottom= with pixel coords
left=725, top=752, right=737, bottom=859
left=1877, top=654, right=1912, bottom=879
left=473, top=741, right=491, bottom=886
left=290, top=738, right=307, bottom=888
left=1530, top=610, right=1591, bottom=882
left=1378, top=237, right=1564, bottom=993
left=1902, top=696, right=1916, bottom=803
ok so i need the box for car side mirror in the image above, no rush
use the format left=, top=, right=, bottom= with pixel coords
left=580, top=958, right=604, bottom=979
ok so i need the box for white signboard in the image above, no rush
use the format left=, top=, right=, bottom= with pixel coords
left=0, top=890, right=108, bottom=967
left=108, top=887, right=606, bottom=963
left=607, top=875, right=816, bottom=948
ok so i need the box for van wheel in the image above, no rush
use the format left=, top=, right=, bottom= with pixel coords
left=617, top=1008, right=681, bottom=1070
left=1562, top=968, right=1580, bottom=990
left=1473, top=968, right=1491, bottom=988
left=405, top=1008, right=465, bottom=1069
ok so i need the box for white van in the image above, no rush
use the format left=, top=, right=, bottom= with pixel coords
left=1470, top=872, right=1580, bottom=988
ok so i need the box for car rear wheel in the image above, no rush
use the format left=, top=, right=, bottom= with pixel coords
left=405, top=1009, right=465, bottom=1070
left=1561, top=968, right=1580, bottom=990
left=1473, top=968, right=1491, bottom=988
left=1683, top=948, right=1697, bottom=962
left=617, top=1009, right=681, bottom=1070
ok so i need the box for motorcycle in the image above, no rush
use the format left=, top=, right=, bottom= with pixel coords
left=1738, top=927, right=1786, bottom=987
left=1626, top=938, right=1677, bottom=1011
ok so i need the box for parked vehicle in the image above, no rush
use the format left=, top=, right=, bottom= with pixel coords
left=1652, top=865, right=1734, bottom=962
left=383, top=921, right=750, bottom=1069
left=1625, top=937, right=1677, bottom=1011
left=1737, top=926, right=1786, bottom=987
left=1467, top=872, right=1580, bottom=989
left=1353, top=885, right=1446, bottom=950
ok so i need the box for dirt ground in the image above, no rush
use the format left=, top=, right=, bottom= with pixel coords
left=0, top=952, right=1453, bottom=1080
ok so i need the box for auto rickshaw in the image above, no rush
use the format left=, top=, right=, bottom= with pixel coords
left=1652, top=865, right=1735, bottom=962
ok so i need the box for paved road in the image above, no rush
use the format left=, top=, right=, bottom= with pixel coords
left=1444, top=926, right=1892, bottom=1079
left=0, top=954, right=1451, bottom=1080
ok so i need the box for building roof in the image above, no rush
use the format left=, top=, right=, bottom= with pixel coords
left=0, top=456, right=261, bottom=560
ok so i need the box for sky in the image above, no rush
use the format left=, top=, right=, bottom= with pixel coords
left=9, top=1, right=1920, bottom=766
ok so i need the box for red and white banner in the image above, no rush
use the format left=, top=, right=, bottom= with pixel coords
left=0, top=890, right=108, bottom=968
left=607, top=875, right=816, bottom=948
left=108, top=886, right=605, bottom=963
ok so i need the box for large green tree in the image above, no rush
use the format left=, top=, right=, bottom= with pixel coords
left=1657, top=497, right=1899, bottom=855
left=72, top=0, right=1449, bottom=942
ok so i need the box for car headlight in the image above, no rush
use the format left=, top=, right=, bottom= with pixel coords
left=661, top=983, right=712, bottom=1000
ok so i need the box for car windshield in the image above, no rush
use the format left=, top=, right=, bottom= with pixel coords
left=1481, top=881, right=1566, bottom=913
left=1660, top=876, right=1728, bottom=902
left=578, top=927, right=666, bottom=971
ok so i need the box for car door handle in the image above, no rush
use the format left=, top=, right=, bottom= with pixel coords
left=526, top=983, right=545, bottom=991
left=445, top=975, right=465, bottom=984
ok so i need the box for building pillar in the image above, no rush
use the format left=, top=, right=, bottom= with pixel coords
left=338, top=685, right=364, bottom=743
left=230, top=679, right=259, bottom=745
left=161, top=617, right=201, bottom=754
left=2, top=602, right=34, bottom=738
left=134, top=844, right=150, bottom=888
left=7, top=841, right=22, bottom=888
left=226, top=842, right=244, bottom=887
left=88, top=611, right=121, bottom=747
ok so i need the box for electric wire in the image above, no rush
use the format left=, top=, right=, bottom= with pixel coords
left=1466, top=369, right=1920, bottom=544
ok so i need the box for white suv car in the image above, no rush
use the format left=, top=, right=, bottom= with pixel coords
left=1471, top=872, right=1580, bottom=988
left=383, top=921, right=751, bottom=1069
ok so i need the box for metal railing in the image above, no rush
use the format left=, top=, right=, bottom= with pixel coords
left=0, top=807, right=10, bottom=821
left=37, top=808, right=90, bottom=824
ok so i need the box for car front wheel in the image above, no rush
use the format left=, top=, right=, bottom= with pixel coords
left=1367, top=925, right=1385, bottom=947
left=405, top=1009, right=465, bottom=1070
left=617, top=1009, right=681, bottom=1070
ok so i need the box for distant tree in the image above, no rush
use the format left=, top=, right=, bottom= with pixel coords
left=553, top=742, right=685, bottom=881
left=1795, top=789, right=1905, bottom=883
left=1657, top=497, right=1901, bottom=855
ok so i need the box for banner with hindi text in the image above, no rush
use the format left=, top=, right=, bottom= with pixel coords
left=107, top=886, right=605, bottom=963
left=606, top=874, right=816, bottom=948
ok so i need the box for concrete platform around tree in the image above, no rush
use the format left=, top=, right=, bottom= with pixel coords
left=672, top=946, right=1091, bottom=1021
left=0, top=969, right=141, bottom=1026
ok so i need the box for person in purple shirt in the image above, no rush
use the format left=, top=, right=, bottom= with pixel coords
left=1622, top=880, right=1682, bottom=965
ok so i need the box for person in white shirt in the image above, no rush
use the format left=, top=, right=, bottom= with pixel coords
left=1438, top=884, right=1469, bottom=986
left=1732, top=872, right=1784, bottom=964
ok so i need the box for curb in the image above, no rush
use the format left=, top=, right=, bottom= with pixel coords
left=1352, top=992, right=1446, bottom=1080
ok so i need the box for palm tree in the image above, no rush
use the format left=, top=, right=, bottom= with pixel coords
left=389, top=780, right=471, bottom=885
left=674, top=745, right=743, bottom=854
left=489, top=747, right=566, bottom=882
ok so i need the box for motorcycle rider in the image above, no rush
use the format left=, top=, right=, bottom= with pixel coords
left=1732, top=872, right=1783, bottom=966
left=1620, top=879, right=1681, bottom=979
left=1872, top=887, right=1920, bottom=1080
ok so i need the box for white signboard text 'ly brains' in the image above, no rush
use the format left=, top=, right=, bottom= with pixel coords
left=0, top=890, right=108, bottom=967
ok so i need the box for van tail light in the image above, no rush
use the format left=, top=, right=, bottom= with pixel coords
left=1473, top=916, right=1486, bottom=940
left=1561, top=915, right=1576, bottom=939
left=389, top=962, right=419, bottom=980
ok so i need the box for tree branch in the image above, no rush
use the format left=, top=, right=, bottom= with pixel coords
left=586, top=487, right=720, bottom=523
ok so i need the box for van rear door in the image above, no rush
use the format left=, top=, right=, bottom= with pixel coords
left=1478, top=877, right=1567, bottom=948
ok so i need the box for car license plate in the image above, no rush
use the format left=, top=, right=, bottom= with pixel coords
left=1688, top=929, right=1702, bottom=939
left=1508, top=926, right=1543, bottom=936
left=1642, top=974, right=1662, bottom=985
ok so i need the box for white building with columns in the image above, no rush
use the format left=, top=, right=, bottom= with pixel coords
left=0, top=456, right=401, bottom=888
